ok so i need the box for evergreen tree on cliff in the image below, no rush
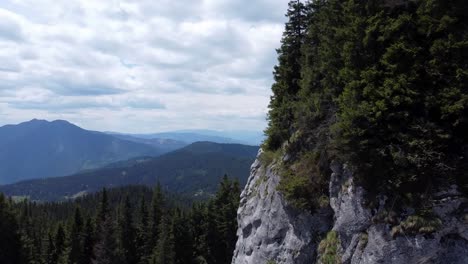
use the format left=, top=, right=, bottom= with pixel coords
left=265, top=0, right=307, bottom=150
left=264, top=0, right=468, bottom=208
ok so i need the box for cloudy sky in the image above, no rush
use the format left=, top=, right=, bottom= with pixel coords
left=0, top=0, right=289, bottom=133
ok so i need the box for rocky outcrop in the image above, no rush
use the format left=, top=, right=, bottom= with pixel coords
left=231, top=150, right=331, bottom=264
left=232, top=153, right=468, bottom=264
left=329, top=162, right=468, bottom=264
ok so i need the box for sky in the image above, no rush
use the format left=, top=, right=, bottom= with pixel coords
left=0, top=0, right=290, bottom=133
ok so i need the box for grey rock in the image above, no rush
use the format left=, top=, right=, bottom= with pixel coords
left=232, top=154, right=468, bottom=264
left=232, top=150, right=331, bottom=264
left=329, top=163, right=371, bottom=247
left=329, top=162, right=468, bottom=264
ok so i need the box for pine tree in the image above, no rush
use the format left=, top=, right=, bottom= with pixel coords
left=265, top=0, right=308, bottom=149
left=209, top=176, right=241, bottom=264
left=46, top=232, right=56, bottom=264
left=150, top=183, right=164, bottom=249
left=18, top=200, right=40, bottom=264
left=54, top=224, right=68, bottom=263
left=150, top=215, right=175, bottom=264
left=119, top=196, right=138, bottom=264
left=0, top=193, right=22, bottom=264
left=93, top=188, right=117, bottom=264
left=97, top=188, right=110, bottom=225
left=82, top=218, right=95, bottom=264
left=69, top=207, right=84, bottom=264
left=136, top=196, right=151, bottom=264
left=173, top=208, right=194, bottom=264
left=190, top=203, right=210, bottom=263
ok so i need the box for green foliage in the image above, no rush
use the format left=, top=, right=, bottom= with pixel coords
left=278, top=151, right=329, bottom=211
left=68, top=207, right=84, bottom=264
left=150, top=183, right=164, bottom=250
left=391, top=211, right=442, bottom=237
left=150, top=215, right=175, bottom=264
left=119, top=196, right=138, bottom=264
left=0, top=176, right=241, bottom=264
left=265, top=0, right=468, bottom=206
left=0, top=194, right=22, bottom=264
left=258, top=148, right=283, bottom=167
left=265, top=0, right=307, bottom=150
left=318, top=231, right=341, bottom=264
left=334, top=0, right=468, bottom=195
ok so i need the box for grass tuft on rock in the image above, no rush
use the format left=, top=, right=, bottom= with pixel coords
left=318, top=231, right=341, bottom=264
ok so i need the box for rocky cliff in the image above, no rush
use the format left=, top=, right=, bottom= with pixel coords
left=232, top=153, right=468, bottom=264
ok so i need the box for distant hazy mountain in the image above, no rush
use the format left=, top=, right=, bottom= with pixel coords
left=176, top=129, right=264, bottom=146
left=0, top=119, right=165, bottom=184
left=110, top=134, right=188, bottom=153
left=0, top=142, right=259, bottom=201
left=108, top=130, right=264, bottom=146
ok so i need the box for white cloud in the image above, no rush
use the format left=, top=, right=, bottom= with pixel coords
left=0, top=0, right=289, bottom=133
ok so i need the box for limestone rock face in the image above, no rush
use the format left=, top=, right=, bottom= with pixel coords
left=231, top=150, right=331, bottom=264
left=329, top=163, right=468, bottom=264
left=232, top=152, right=468, bottom=264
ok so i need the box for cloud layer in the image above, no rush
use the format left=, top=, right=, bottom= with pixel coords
left=0, top=0, right=288, bottom=132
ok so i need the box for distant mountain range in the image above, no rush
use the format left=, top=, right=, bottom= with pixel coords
left=110, top=134, right=188, bottom=153
left=0, top=119, right=182, bottom=184
left=107, top=129, right=264, bottom=146
left=0, top=142, right=259, bottom=201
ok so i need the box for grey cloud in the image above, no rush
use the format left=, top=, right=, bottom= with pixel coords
left=0, top=57, right=21, bottom=72
left=9, top=100, right=108, bottom=110
left=43, top=75, right=125, bottom=96
left=0, top=11, right=24, bottom=42
left=126, top=98, right=166, bottom=109
left=207, top=1, right=288, bottom=22
left=137, top=0, right=203, bottom=21
left=0, top=0, right=288, bottom=131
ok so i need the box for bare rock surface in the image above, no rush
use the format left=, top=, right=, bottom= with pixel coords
left=232, top=150, right=331, bottom=264
left=232, top=153, right=468, bottom=264
left=329, top=163, right=468, bottom=264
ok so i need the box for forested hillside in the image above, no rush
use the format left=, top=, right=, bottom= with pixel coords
left=0, top=176, right=240, bottom=264
left=264, top=0, right=467, bottom=210
left=1, top=142, right=258, bottom=201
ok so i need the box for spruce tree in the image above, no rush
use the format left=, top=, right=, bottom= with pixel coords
left=265, top=0, right=307, bottom=149
left=150, top=214, right=175, bottom=264
left=93, top=188, right=117, bottom=264
left=136, top=196, right=151, bottom=264
left=210, top=176, right=240, bottom=264
left=119, top=196, right=138, bottom=264
left=54, top=224, right=68, bottom=263
left=46, top=232, right=56, bottom=264
left=173, top=208, right=194, bottom=264
left=190, top=203, right=210, bottom=263
left=69, top=207, right=84, bottom=264
left=150, top=182, right=164, bottom=249
left=0, top=193, right=22, bottom=264
left=82, top=218, right=95, bottom=264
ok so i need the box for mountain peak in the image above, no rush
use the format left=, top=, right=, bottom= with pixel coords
left=28, top=118, right=71, bottom=125
left=0, top=119, right=160, bottom=184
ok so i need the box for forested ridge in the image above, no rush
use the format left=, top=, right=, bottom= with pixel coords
left=265, top=0, right=467, bottom=210
left=0, top=176, right=240, bottom=264
left=1, top=142, right=258, bottom=201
